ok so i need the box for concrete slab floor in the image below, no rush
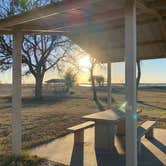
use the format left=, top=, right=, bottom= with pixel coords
left=30, top=128, right=166, bottom=166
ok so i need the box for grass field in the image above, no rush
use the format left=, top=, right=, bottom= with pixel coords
left=0, top=84, right=165, bottom=156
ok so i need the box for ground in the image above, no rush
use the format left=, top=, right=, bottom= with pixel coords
left=0, top=152, right=67, bottom=166
left=30, top=128, right=166, bottom=166
left=0, top=84, right=165, bottom=157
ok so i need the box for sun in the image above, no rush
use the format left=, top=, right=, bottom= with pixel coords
left=79, top=56, right=91, bottom=72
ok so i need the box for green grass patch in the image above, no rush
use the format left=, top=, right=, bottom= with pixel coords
left=0, top=152, right=41, bottom=166
left=0, top=152, right=67, bottom=166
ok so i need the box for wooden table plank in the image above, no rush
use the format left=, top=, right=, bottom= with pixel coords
left=82, top=109, right=141, bottom=152
left=82, top=109, right=126, bottom=123
left=82, top=109, right=141, bottom=122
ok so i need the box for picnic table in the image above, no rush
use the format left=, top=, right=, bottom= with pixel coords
left=82, top=109, right=141, bottom=153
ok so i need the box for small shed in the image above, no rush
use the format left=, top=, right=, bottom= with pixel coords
left=45, top=79, right=67, bottom=93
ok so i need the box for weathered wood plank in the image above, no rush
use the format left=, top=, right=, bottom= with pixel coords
left=107, top=63, right=112, bottom=109
left=12, top=32, right=23, bottom=155
left=68, top=121, right=94, bottom=132
left=125, top=0, right=137, bottom=166
left=82, top=110, right=126, bottom=123
left=137, top=121, right=157, bottom=140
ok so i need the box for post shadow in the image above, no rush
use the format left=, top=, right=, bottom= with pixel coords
left=148, top=137, right=166, bottom=154
left=95, top=148, right=125, bottom=166
left=70, top=143, right=84, bottom=166
left=138, top=143, right=164, bottom=166
left=95, top=99, right=105, bottom=112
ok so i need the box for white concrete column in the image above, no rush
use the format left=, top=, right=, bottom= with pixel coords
left=125, top=0, right=137, bottom=166
left=107, top=62, right=112, bottom=109
left=12, top=32, right=22, bottom=155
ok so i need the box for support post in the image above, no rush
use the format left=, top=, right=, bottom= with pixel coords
left=107, top=62, right=112, bottom=109
left=125, top=0, right=137, bottom=166
left=12, top=32, right=22, bottom=155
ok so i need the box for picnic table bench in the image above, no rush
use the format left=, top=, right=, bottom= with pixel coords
left=137, top=120, right=157, bottom=152
left=68, top=109, right=157, bottom=154
left=68, top=121, right=95, bottom=144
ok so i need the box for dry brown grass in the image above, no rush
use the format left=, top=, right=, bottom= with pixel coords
left=0, top=85, right=165, bottom=156
left=0, top=86, right=105, bottom=155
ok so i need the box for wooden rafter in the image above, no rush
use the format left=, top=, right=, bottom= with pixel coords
left=159, top=10, right=166, bottom=17
left=12, top=8, right=124, bottom=30
left=0, top=0, right=105, bottom=28
left=137, top=0, right=166, bottom=45
left=147, top=0, right=166, bottom=9
left=0, top=0, right=165, bottom=63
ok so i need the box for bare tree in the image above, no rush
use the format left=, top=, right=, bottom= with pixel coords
left=89, top=57, right=98, bottom=101
left=64, top=68, right=77, bottom=92
left=22, top=35, right=71, bottom=98
left=0, top=34, right=72, bottom=99
left=0, top=0, right=73, bottom=99
left=95, top=75, right=104, bottom=87
left=136, top=60, right=141, bottom=96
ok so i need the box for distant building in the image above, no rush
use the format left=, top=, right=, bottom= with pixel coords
left=45, top=79, right=65, bottom=84
left=45, top=79, right=67, bottom=93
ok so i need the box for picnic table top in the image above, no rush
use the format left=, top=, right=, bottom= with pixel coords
left=82, top=109, right=141, bottom=123
left=82, top=109, right=126, bottom=123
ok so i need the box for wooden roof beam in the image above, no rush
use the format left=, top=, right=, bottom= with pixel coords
left=137, top=0, right=166, bottom=45
left=159, top=10, right=166, bottom=17
left=0, top=0, right=101, bottom=28
left=110, top=40, right=166, bottom=49
left=0, top=28, right=66, bottom=35
left=94, top=53, right=166, bottom=63
left=0, top=28, right=14, bottom=34
left=62, top=17, right=158, bottom=35
left=147, top=0, right=166, bottom=10
left=11, top=8, right=124, bottom=30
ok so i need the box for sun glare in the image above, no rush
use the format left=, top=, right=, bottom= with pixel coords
left=79, top=56, right=91, bottom=72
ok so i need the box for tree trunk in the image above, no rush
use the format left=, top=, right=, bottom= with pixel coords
left=90, top=66, right=97, bottom=101
left=136, top=60, right=141, bottom=96
left=35, top=75, right=43, bottom=99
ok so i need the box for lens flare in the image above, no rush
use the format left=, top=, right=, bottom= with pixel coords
left=119, top=102, right=127, bottom=109
left=79, top=56, right=91, bottom=72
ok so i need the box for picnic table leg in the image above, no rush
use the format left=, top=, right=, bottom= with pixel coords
left=95, top=122, right=117, bottom=154
left=145, top=128, right=154, bottom=139
left=117, top=120, right=126, bottom=136
left=74, top=130, right=84, bottom=144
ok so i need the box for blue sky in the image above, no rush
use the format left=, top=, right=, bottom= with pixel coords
left=112, top=59, right=166, bottom=83
left=0, top=58, right=166, bottom=84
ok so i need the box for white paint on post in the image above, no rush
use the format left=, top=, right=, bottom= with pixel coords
left=107, top=62, right=112, bottom=108
left=125, top=0, right=137, bottom=166
left=12, top=32, right=22, bottom=155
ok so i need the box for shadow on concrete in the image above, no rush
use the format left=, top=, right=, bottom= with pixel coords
left=138, top=143, right=164, bottom=166
left=95, top=149, right=125, bottom=166
left=69, top=139, right=165, bottom=166
left=70, top=143, right=84, bottom=166
left=95, top=99, right=105, bottom=112
left=30, top=125, right=165, bottom=166
left=149, top=138, right=166, bottom=154
left=94, top=142, right=164, bottom=166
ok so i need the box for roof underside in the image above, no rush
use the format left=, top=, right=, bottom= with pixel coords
left=0, top=0, right=165, bottom=63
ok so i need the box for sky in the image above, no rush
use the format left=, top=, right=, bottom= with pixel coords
left=0, top=58, right=166, bottom=84
left=112, top=59, right=166, bottom=83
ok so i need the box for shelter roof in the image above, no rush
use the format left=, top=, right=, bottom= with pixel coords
left=0, top=0, right=165, bottom=62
